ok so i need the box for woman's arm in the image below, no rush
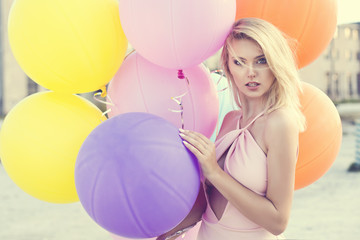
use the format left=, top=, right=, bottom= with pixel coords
left=180, top=109, right=298, bottom=235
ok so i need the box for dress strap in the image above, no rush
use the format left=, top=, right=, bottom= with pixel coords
left=215, top=109, right=266, bottom=161
left=238, top=110, right=266, bottom=130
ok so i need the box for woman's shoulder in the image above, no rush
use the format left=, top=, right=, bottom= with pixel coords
left=225, top=109, right=241, bottom=116
left=264, top=107, right=299, bottom=140
left=263, top=108, right=299, bottom=167
left=222, top=110, right=242, bottom=127
left=216, top=110, right=241, bottom=139
left=266, top=107, right=297, bottom=128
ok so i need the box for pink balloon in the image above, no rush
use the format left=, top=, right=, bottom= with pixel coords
left=107, top=52, right=219, bottom=138
left=118, top=0, right=236, bottom=69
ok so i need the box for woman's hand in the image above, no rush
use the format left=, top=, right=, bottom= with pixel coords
left=179, top=129, right=219, bottom=179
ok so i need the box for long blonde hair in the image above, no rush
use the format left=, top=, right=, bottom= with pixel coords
left=221, top=18, right=306, bottom=131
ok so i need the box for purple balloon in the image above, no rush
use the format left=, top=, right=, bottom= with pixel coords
left=75, top=112, right=200, bottom=238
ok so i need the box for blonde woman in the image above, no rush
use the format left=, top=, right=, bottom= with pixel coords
left=160, top=18, right=306, bottom=240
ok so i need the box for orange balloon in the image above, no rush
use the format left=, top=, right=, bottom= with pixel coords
left=236, top=0, right=337, bottom=68
left=295, top=82, right=342, bottom=190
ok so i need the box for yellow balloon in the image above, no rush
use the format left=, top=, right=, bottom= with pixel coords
left=8, top=0, right=128, bottom=93
left=0, top=92, right=106, bottom=203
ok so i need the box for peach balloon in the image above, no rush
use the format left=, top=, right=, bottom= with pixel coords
left=296, top=82, right=342, bottom=190
left=236, top=0, right=337, bottom=68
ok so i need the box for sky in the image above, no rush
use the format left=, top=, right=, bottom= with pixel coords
left=337, top=0, right=360, bottom=25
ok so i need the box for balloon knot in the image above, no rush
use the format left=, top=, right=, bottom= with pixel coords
left=178, top=69, right=185, bottom=79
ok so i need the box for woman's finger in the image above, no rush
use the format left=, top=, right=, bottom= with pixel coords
left=179, top=133, right=207, bottom=155
left=188, top=130, right=212, bottom=145
left=182, top=140, right=203, bottom=160
left=179, top=129, right=209, bottom=147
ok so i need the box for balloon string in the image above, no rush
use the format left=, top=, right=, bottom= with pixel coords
left=211, top=69, right=228, bottom=92
left=167, top=70, right=191, bottom=129
left=169, top=69, right=228, bottom=130
left=169, top=91, right=187, bottom=130
left=93, top=86, right=114, bottom=121
left=211, top=69, right=231, bottom=138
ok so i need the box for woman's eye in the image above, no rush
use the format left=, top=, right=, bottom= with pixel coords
left=233, top=59, right=244, bottom=66
left=256, top=58, right=267, bottom=64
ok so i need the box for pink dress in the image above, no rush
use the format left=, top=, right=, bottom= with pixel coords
left=196, top=111, right=284, bottom=240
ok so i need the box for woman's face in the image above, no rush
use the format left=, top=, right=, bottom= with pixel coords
left=228, top=38, right=276, bottom=100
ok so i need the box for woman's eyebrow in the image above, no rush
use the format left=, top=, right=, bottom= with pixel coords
left=254, top=54, right=265, bottom=59
left=233, top=54, right=265, bottom=61
left=232, top=56, right=247, bottom=61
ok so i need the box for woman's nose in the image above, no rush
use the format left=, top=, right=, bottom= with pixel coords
left=247, top=65, right=256, bottom=79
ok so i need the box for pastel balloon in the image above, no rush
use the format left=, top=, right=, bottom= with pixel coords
left=75, top=112, right=200, bottom=238
left=235, top=0, right=337, bottom=68
left=107, top=52, right=219, bottom=138
left=296, top=82, right=342, bottom=190
left=0, top=92, right=105, bottom=203
left=118, top=0, right=236, bottom=69
left=8, top=0, right=128, bottom=93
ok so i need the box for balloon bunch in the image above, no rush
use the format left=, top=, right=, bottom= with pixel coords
left=75, top=0, right=237, bottom=238
left=106, top=0, right=240, bottom=136
left=0, top=0, right=128, bottom=203
left=0, top=0, right=341, bottom=239
left=1, top=0, right=235, bottom=238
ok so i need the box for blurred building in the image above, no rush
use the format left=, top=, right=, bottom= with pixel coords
left=1, top=0, right=41, bottom=117
left=300, top=22, right=360, bottom=102
left=1, top=0, right=360, bottom=117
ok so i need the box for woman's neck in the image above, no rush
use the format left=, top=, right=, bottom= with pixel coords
left=239, top=97, right=266, bottom=125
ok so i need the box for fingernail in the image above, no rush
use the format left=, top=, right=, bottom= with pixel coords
left=179, top=128, right=185, bottom=132
left=179, top=133, right=185, bottom=137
